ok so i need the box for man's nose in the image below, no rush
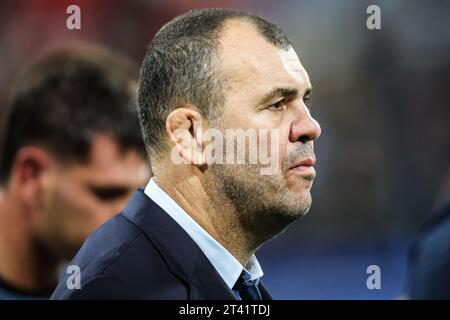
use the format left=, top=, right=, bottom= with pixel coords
left=289, top=108, right=321, bottom=144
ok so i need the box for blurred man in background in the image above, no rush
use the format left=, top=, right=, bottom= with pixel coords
left=0, top=44, right=150, bottom=299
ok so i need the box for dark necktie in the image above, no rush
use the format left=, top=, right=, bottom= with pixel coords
left=232, top=270, right=262, bottom=300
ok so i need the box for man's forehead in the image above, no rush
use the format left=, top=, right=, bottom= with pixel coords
left=219, top=20, right=310, bottom=90
left=279, top=47, right=308, bottom=84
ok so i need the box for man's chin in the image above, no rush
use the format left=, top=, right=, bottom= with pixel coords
left=283, top=189, right=312, bottom=217
left=285, top=176, right=314, bottom=194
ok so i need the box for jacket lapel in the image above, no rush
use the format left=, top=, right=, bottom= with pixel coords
left=258, top=282, right=273, bottom=300
left=189, top=252, right=237, bottom=300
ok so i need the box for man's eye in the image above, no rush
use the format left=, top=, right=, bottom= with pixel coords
left=267, top=100, right=286, bottom=112
left=90, top=187, right=130, bottom=201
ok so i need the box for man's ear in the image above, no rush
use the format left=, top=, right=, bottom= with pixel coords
left=11, top=146, right=51, bottom=209
left=166, top=107, right=206, bottom=167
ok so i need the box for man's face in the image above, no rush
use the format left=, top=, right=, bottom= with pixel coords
left=207, top=20, right=321, bottom=237
left=35, top=135, right=150, bottom=260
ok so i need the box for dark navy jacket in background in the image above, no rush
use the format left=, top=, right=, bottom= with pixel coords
left=408, top=201, right=450, bottom=299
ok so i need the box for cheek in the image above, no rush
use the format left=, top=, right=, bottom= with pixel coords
left=34, top=183, right=85, bottom=243
left=59, top=180, right=93, bottom=213
left=45, top=179, right=99, bottom=234
left=266, top=126, right=290, bottom=163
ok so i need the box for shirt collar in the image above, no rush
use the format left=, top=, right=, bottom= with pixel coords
left=143, top=178, right=263, bottom=289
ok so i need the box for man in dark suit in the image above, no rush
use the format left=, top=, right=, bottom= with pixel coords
left=51, top=8, right=321, bottom=300
left=0, top=44, right=150, bottom=300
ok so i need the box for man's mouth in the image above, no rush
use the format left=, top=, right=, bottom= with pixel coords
left=287, top=157, right=316, bottom=177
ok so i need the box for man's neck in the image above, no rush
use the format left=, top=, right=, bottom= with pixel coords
left=154, top=174, right=256, bottom=266
left=0, top=192, right=59, bottom=293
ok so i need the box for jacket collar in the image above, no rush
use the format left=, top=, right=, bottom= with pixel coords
left=122, top=189, right=237, bottom=299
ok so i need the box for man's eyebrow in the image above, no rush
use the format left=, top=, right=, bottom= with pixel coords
left=87, top=185, right=131, bottom=200
left=257, top=86, right=312, bottom=106
left=304, top=86, right=312, bottom=97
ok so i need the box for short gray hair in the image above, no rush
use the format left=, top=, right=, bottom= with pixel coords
left=137, top=8, right=292, bottom=157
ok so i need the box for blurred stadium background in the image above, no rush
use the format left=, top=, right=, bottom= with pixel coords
left=1, top=0, right=449, bottom=299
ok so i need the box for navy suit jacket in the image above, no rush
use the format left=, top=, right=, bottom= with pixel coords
left=51, top=189, right=272, bottom=300
left=408, top=201, right=450, bottom=299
